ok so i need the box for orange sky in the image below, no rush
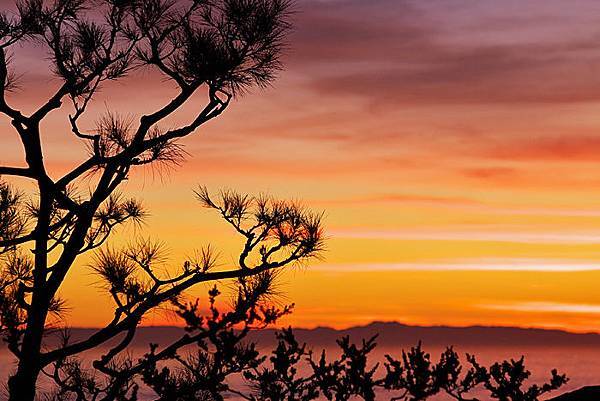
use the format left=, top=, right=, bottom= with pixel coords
left=4, top=0, right=600, bottom=332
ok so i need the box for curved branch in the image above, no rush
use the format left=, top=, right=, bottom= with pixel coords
left=41, top=259, right=293, bottom=365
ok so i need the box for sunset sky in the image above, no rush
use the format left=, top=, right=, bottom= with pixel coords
left=4, top=0, right=600, bottom=332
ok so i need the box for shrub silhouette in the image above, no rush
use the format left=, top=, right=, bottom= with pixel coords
left=136, top=327, right=568, bottom=401
left=482, top=357, right=568, bottom=401
left=243, top=328, right=319, bottom=401
left=310, top=335, right=380, bottom=401
left=385, top=342, right=450, bottom=401
left=435, top=348, right=489, bottom=401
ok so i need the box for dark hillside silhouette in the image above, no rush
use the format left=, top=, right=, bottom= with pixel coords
left=247, top=321, right=600, bottom=348
left=548, top=386, right=600, bottom=401
left=29, top=321, right=600, bottom=349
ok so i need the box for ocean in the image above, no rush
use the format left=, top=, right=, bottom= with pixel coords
left=1, top=325, right=599, bottom=400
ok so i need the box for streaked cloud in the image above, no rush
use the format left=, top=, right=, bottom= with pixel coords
left=483, top=135, right=600, bottom=161
left=330, top=229, right=600, bottom=244
left=312, top=193, right=480, bottom=206
left=483, top=302, right=600, bottom=314
left=316, top=258, right=600, bottom=272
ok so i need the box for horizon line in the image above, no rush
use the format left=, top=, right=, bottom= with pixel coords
left=57, top=320, right=600, bottom=336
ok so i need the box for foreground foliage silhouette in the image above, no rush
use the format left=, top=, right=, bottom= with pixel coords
left=135, top=324, right=569, bottom=401
left=0, top=0, right=312, bottom=399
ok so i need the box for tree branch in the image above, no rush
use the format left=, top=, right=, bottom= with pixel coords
left=0, top=166, right=34, bottom=178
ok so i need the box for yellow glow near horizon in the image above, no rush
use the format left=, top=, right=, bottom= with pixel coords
left=6, top=0, right=600, bottom=333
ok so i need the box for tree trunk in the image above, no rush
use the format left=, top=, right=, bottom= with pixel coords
left=7, top=307, right=47, bottom=401
left=8, top=179, right=52, bottom=401
left=8, top=351, right=42, bottom=401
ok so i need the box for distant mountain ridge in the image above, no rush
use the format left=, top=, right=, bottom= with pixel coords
left=46, top=321, right=600, bottom=349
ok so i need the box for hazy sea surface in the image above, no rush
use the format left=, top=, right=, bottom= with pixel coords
left=1, top=343, right=599, bottom=400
